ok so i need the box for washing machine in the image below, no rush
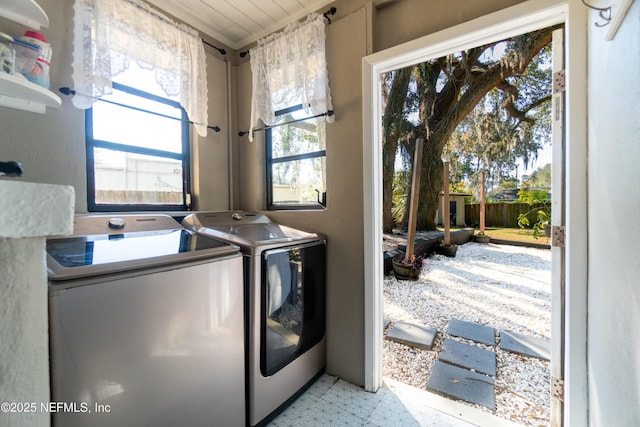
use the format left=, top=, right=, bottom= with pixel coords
left=182, top=211, right=326, bottom=426
left=47, top=214, right=245, bottom=427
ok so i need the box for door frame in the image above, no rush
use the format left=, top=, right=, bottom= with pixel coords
left=361, top=0, right=589, bottom=424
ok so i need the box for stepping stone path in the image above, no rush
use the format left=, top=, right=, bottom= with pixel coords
left=448, top=318, right=496, bottom=345
left=386, top=321, right=437, bottom=350
left=385, top=317, right=549, bottom=412
left=427, top=319, right=497, bottom=410
left=439, top=338, right=497, bottom=377
left=427, top=361, right=496, bottom=411
left=500, top=330, right=551, bottom=361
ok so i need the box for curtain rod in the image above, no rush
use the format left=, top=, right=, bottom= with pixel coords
left=238, top=110, right=334, bottom=137
left=323, top=7, right=337, bottom=24
left=58, top=87, right=221, bottom=132
left=202, top=40, right=226, bottom=55
left=239, top=7, right=337, bottom=58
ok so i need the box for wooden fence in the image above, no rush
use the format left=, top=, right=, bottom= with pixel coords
left=96, top=190, right=183, bottom=205
left=465, top=202, right=549, bottom=228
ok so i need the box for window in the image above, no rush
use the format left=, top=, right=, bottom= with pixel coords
left=86, top=81, right=191, bottom=211
left=266, top=105, right=327, bottom=210
left=74, top=0, right=206, bottom=212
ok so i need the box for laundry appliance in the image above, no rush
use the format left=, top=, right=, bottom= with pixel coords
left=182, top=211, right=326, bottom=426
left=47, top=214, right=245, bottom=427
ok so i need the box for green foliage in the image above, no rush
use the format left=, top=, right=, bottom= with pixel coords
left=449, top=182, right=475, bottom=203
left=517, top=188, right=550, bottom=204
left=516, top=187, right=551, bottom=238
left=392, top=170, right=410, bottom=225
left=500, top=179, right=519, bottom=189
left=449, top=181, right=469, bottom=193
left=523, top=163, right=552, bottom=187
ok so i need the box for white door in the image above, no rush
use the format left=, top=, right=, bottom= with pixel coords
left=550, top=27, right=566, bottom=427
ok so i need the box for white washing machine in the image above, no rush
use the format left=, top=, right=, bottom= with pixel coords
left=182, top=211, right=326, bottom=426
left=47, top=214, right=245, bottom=427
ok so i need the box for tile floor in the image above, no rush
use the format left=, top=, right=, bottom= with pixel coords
left=267, top=374, right=520, bottom=427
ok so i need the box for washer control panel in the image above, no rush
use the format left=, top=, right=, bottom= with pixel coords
left=71, top=215, right=182, bottom=236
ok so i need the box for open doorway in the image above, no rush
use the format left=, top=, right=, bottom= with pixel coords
left=362, top=1, right=589, bottom=426
left=379, top=25, right=556, bottom=424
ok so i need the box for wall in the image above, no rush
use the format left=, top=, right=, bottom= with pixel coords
left=191, top=49, right=233, bottom=211
left=373, top=0, right=526, bottom=51
left=587, top=1, right=640, bottom=424
left=0, top=0, right=232, bottom=212
left=235, top=0, right=373, bottom=386
left=0, top=1, right=86, bottom=211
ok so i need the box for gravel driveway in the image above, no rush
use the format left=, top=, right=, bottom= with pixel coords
left=383, top=242, right=551, bottom=426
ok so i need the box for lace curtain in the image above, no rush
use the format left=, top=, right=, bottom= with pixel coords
left=72, top=0, right=208, bottom=136
left=249, top=13, right=334, bottom=141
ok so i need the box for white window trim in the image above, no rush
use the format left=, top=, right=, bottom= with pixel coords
left=361, top=0, right=588, bottom=425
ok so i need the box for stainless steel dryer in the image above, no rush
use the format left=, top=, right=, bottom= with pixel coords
left=182, top=211, right=326, bottom=427
left=47, top=214, right=245, bottom=427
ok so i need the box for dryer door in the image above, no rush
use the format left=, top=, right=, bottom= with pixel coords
left=260, top=241, right=326, bottom=376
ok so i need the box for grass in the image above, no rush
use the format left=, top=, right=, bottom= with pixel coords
left=433, top=226, right=551, bottom=246
left=482, top=227, right=550, bottom=246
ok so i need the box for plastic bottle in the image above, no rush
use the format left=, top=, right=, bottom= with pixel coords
left=0, top=32, right=16, bottom=74
left=19, top=31, right=51, bottom=89
left=13, top=37, right=39, bottom=75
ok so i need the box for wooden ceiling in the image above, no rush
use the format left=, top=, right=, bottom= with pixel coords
left=147, top=0, right=337, bottom=50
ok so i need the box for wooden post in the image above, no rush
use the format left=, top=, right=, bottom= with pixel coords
left=480, top=170, right=486, bottom=235
left=443, top=161, right=451, bottom=246
left=405, top=137, right=423, bottom=261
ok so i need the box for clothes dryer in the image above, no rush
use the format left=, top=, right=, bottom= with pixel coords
left=183, top=211, right=326, bottom=426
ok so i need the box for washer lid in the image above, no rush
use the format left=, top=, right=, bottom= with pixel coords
left=47, top=228, right=239, bottom=281
left=200, top=223, right=318, bottom=246
left=183, top=212, right=320, bottom=247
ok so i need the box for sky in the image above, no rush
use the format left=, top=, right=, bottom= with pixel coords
left=520, top=141, right=552, bottom=179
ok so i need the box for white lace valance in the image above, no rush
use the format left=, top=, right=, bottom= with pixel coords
left=72, top=0, right=208, bottom=136
left=249, top=13, right=334, bottom=141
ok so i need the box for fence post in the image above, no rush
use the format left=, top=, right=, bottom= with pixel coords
left=405, top=138, right=423, bottom=260
left=480, top=171, right=486, bottom=234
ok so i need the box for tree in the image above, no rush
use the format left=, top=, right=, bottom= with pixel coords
left=382, top=27, right=556, bottom=231
left=523, top=163, right=552, bottom=188
left=381, top=67, right=412, bottom=232
left=446, top=73, right=551, bottom=194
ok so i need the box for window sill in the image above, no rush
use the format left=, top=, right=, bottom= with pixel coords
left=267, top=203, right=326, bottom=211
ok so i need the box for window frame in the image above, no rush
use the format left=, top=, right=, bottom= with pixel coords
left=265, top=104, right=327, bottom=211
left=85, top=82, right=191, bottom=212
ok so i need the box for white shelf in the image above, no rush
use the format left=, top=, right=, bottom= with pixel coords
left=0, top=0, right=49, bottom=29
left=0, top=72, right=60, bottom=113
left=0, top=0, right=56, bottom=113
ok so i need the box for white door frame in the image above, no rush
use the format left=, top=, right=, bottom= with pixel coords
left=362, top=0, right=589, bottom=424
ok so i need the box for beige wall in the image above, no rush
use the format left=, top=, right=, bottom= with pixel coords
left=234, top=2, right=372, bottom=385
left=0, top=0, right=86, bottom=211
left=373, top=0, right=526, bottom=51
left=192, top=50, right=233, bottom=211
left=587, top=1, right=640, bottom=423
